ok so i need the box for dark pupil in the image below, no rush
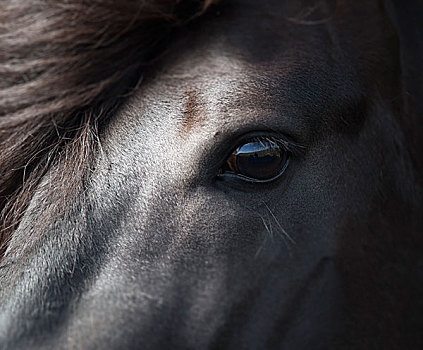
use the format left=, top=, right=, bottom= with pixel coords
left=231, top=141, right=285, bottom=180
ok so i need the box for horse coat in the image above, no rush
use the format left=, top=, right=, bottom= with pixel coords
left=0, top=0, right=422, bottom=349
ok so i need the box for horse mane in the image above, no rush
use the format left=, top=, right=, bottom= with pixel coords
left=0, top=0, right=215, bottom=259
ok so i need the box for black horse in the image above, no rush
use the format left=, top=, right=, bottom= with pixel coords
left=0, top=0, right=422, bottom=348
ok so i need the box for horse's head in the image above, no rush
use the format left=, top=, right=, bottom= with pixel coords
left=1, top=0, right=422, bottom=348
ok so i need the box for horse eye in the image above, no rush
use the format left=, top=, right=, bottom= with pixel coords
left=222, top=139, right=289, bottom=182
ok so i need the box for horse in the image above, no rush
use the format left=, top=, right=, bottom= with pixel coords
left=0, top=0, right=422, bottom=348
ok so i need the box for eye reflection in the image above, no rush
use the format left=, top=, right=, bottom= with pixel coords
left=224, top=139, right=289, bottom=182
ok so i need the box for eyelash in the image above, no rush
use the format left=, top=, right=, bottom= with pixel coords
left=229, top=133, right=305, bottom=159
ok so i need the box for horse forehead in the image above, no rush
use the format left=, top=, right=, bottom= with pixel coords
left=133, top=0, right=392, bottom=130
left=115, top=0, right=392, bottom=143
left=140, top=21, right=320, bottom=118
left=147, top=0, right=382, bottom=92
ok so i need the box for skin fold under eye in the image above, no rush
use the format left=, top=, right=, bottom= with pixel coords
left=220, top=137, right=290, bottom=183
